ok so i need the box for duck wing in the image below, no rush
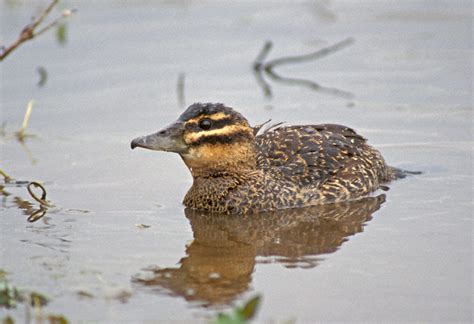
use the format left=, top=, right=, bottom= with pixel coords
left=255, top=124, right=369, bottom=187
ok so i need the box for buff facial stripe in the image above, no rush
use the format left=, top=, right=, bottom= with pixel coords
left=187, top=130, right=253, bottom=146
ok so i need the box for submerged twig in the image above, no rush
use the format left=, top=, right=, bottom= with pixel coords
left=252, top=41, right=274, bottom=96
left=252, top=65, right=272, bottom=98
left=0, top=0, right=76, bottom=61
left=177, top=73, right=186, bottom=108
left=252, top=38, right=355, bottom=99
left=27, top=182, right=54, bottom=207
left=253, top=41, right=273, bottom=70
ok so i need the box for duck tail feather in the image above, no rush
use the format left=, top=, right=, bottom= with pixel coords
left=390, top=166, right=423, bottom=179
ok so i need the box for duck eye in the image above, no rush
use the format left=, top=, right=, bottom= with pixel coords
left=198, top=118, right=212, bottom=130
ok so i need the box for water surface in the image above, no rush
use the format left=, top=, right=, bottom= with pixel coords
left=0, top=0, right=472, bottom=322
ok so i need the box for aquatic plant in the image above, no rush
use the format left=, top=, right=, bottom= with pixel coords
left=0, top=280, right=21, bottom=309
left=0, top=273, right=69, bottom=323
left=0, top=279, right=48, bottom=309
left=213, top=295, right=261, bottom=324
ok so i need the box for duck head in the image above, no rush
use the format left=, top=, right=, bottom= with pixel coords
left=131, top=103, right=257, bottom=177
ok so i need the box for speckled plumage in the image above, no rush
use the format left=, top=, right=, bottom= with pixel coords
left=131, top=103, right=397, bottom=214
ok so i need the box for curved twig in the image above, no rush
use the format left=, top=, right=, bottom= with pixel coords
left=27, top=182, right=53, bottom=207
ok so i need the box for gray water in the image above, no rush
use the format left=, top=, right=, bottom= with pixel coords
left=1, top=0, right=472, bottom=322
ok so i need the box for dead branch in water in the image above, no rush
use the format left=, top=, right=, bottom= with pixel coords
left=0, top=0, right=76, bottom=62
left=264, top=38, right=354, bottom=70
left=252, top=38, right=355, bottom=99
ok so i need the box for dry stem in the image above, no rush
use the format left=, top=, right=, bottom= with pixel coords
left=0, top=0, right=76, bottom=61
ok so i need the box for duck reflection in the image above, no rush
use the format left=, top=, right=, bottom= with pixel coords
left=133, top=194, right=385, bottom=305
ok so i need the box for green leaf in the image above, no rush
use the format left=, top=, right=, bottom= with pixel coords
left=240, top=295, right=261, bottom=320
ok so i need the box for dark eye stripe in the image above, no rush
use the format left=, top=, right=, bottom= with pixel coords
left=189, top=130, right=253, bottom=146
left=185, top=117, right=235, bottom=132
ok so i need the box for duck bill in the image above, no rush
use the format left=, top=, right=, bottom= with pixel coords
left=130, top=122, right=188, bottom=153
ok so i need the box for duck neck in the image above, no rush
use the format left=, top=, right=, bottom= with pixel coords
left=180, top=142, right=257, bottom=179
